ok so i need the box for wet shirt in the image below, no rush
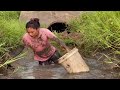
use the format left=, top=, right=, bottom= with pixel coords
left=22, top=28, right=56, bottom=61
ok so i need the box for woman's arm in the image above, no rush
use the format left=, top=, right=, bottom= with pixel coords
left=44, top=28, right=70, bottom=52
left=51, top=37, right=70, bottom=52
left=21, top=38, right=31, bottom=51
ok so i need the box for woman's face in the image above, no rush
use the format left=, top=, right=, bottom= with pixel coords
left=27, top=28, right=39, bottom=38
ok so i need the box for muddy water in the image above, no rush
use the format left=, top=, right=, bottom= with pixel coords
left=4, top=48, right=120, bottom=79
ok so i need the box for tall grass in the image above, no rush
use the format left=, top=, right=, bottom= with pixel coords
left=0, top=11, right=25, bottom=67
left=0, top=11, right=20, bottom=20
left=0, top=19, right=25, bottom=48
left=0, top=11, right=25, bottom=54
left=69, top=11, right=120, bottom=62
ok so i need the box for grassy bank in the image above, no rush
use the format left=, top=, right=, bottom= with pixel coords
left=0, top=11, right=25, bottom=66
left=67, top=11, right=120, bottom=63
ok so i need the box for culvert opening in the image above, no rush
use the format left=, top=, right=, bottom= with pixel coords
left=47, top=22, right=70, bottom=33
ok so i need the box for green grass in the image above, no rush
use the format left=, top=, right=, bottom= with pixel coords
left=0, top=11, right=20, bottom=20
left=0, top=11, right=25, bottom=66
left=69, top=11, right=120, bottom=62
left=0, top=19, right=25, bottom=48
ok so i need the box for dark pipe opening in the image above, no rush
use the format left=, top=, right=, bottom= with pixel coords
left=47, top=22, right=70, bottom=33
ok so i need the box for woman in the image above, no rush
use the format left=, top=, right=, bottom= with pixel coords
left=22, top=18, right=69, bottom=65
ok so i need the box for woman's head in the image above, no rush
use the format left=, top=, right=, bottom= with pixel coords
left=26, top=18, right=40, bottom=38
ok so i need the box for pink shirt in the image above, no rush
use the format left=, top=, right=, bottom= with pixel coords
left=22, top=28, right=57, bottom=61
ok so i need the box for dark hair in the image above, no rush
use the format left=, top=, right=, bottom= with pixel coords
left=26, top=18, right=40, bottom=29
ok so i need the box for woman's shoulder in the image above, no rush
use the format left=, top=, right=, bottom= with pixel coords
left=40, top=28, right=49, bottom=32
left=39, top=28, right=51, bottom=34
left=22, top=33, right=30, bottom=40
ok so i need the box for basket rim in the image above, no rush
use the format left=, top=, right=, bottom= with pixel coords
left=58, top=47, right=78, bottom=63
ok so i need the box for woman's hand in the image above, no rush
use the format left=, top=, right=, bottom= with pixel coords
left=66, top=47, right=70, bottom=52
left=51, top=37, right=70, bottom=52
left=61, top=46, right=70, bottom=52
